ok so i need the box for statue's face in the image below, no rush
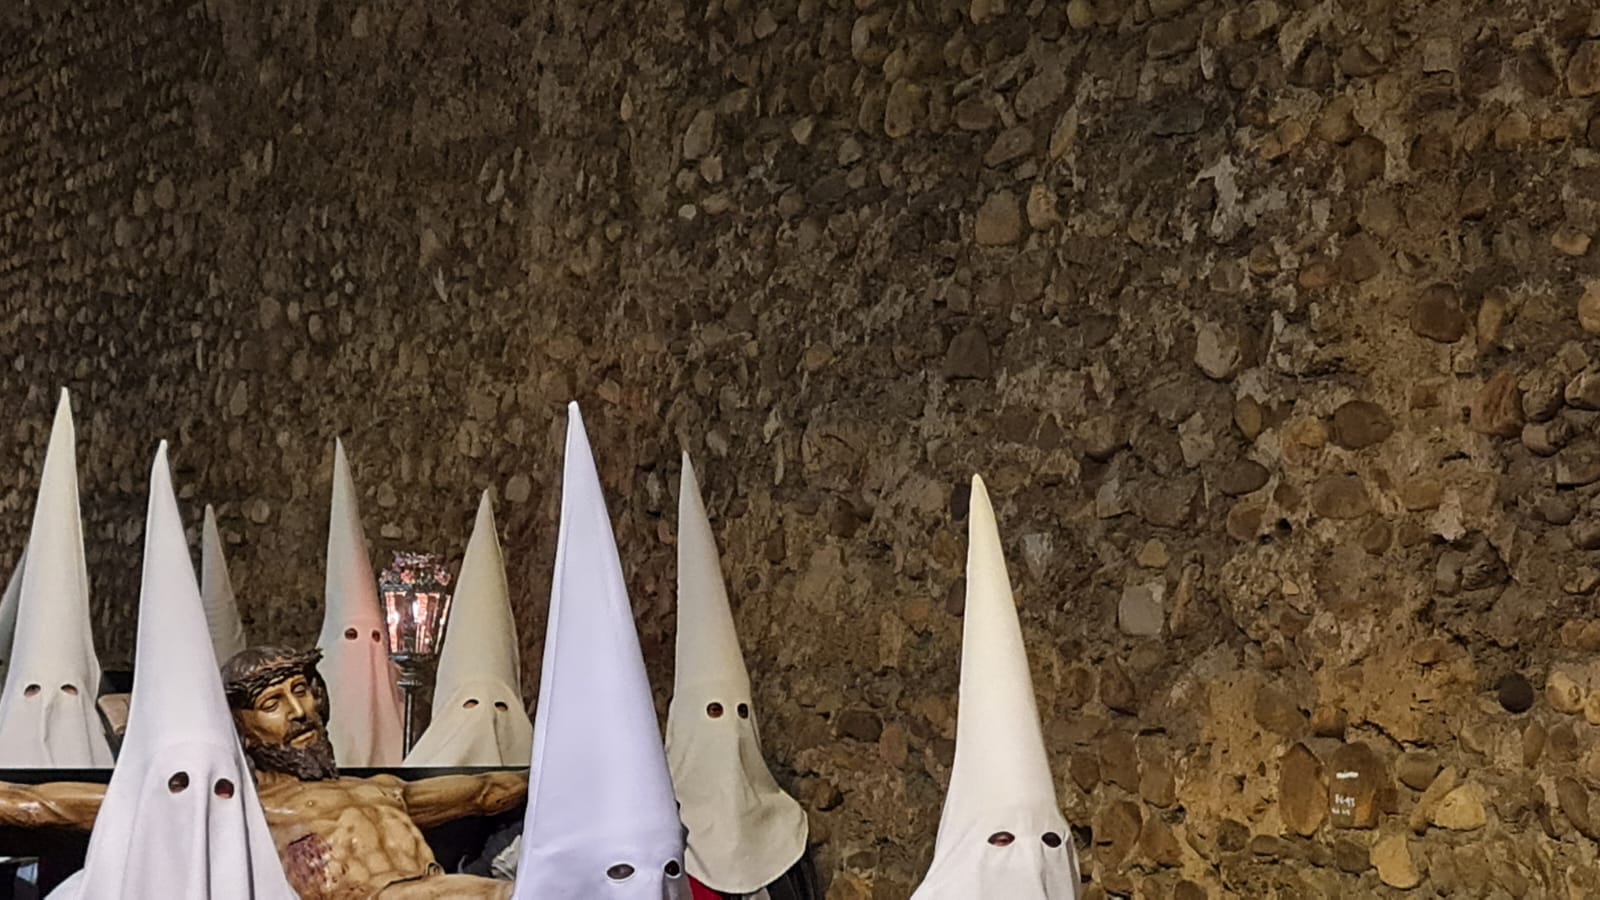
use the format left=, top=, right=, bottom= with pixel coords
left=232, top=673, right=338, bottom=781
left=235, top=674, right=322, bottom=749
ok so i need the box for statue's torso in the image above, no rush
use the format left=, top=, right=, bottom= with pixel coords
left=258, top=775, right=436, bottom=900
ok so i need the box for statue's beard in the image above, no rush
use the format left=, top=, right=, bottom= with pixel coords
left=246, top=723, right=339, bottom=781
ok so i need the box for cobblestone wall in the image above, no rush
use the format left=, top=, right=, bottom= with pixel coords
left=5, top=0, right=1600, bottom=895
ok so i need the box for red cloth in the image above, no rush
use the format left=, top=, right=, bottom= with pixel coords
left=689, top=876, right=724, bottom=900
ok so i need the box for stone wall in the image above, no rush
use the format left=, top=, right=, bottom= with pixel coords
left=5, top=0, right=1600, bottom=895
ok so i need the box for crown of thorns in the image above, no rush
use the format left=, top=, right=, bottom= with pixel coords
left=221, top=645, right=326, bottom=710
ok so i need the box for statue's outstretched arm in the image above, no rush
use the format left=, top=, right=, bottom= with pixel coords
left=398, top=770, right=528, bottom=829
left=0, top=781, right=104, bottom=830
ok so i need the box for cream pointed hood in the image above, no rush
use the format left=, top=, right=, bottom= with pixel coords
left=52, top=443, right=296, bottom=900
left=404, top=489, right=532, bottom=767
left=911, top=476, right=1080, bottom=900
left=315, top=438, right=404, bottom=767
left=512, top=403, right=688, bottom=900
left=0, top=550, right=24, bottom=692
left=201, top=505, right=248, bottom=665
left=0, top=389, right=112, bottom=767
left=665, top=453, right=807, bottom=893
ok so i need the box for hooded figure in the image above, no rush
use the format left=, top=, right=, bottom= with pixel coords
left=512, top=403, right=688, bottom=900
left=666, top=454, right=808, bottom=895
left=0, top=389, right=113, bottom=767
left=911, top=476, right=1081, bottom=900
left=201, top=505, right=248, bottom=665
left=48, top=443, right=297, bottom=900
left=403, top=490, right=533, bottom=767
left=0, top=550, right=24, bottom=692
left=315, top=438, right=405, bottom=767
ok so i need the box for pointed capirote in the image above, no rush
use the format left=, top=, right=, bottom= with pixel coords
left=665, top=452, right=807, bottom=893
left=0, top=550, right=24, bottom=691
left=201, top=505, right=248, bottom=665
left=314, top=438, right=405, bottom=766
left=55, top=443, right=296, bottom=899
left=404, top=489, right=532, bottom=767
left=512, top=402, right=688, bottom=900
left=0, top=389, right=112, bottom=767
left=910, top=476, right=1081, bottom=899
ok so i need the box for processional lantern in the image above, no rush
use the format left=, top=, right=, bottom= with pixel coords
left=379, top=550, right=454, bottom=755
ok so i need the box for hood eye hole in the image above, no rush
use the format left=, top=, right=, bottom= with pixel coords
left=605, top=863, right=634, bottom=881
left=371, top=630, right=381, bottom=642
left=60, top=684, right=78, bottom=696
left=664, top=860, right=682, bottom=878
left=494, top=701, right=509, bottom=711
left=464, top=699, right=480, bottom=709
left=168, top=772, right=190, bottom=793
left=214, top=778, right=235, bottom=799
left=343, top=628, right=358, bottom=640
left=737, top=702, right=750, bottom=719
left=23, top=684, right=39, bottom=697
left=987, top=831, right=1015, bottom=847
left=706, top=702, right=724, bottom=719
left=1042, top=831, right=1063, bottom=848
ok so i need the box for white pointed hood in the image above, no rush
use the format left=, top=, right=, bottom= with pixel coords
left=665, top=453, right=807, bottom=892
left=201, top=505, right=248, bottom=665
left=315, top=438, right=404, bottom=767
left=0, top=389, right=112, bottom=767
left=404, top=490, right=532, bottom=767
left=912, top=476, right=1081, bottom=900
left=512, top=403, right=688, bottom=900
left=0, top=550, right=24, bottom=692
left=52, top=443, right=296, bottom=900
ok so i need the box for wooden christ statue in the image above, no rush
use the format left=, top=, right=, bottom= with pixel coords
left=0, top=646, right=527, bottom=899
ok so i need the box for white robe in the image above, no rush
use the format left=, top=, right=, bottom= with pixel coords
left=0, top=390, right=112, bottom=768
left=50, top=443, right=295, bottom=899
left=912, top=476, right=1080, bottom=899
left=512, top=404, right=688, bottom=900
left=316, top=438, right=405, bottom=767
left=404, top=491, right=532, bottom=768
left=666, top=454, right=807, bottom=893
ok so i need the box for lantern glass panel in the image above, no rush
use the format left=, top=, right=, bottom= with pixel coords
left=379, top=551, right=454, bottom=657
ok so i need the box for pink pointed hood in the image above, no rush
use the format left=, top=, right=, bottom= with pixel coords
left=315, top=438, right=404, bottom=766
